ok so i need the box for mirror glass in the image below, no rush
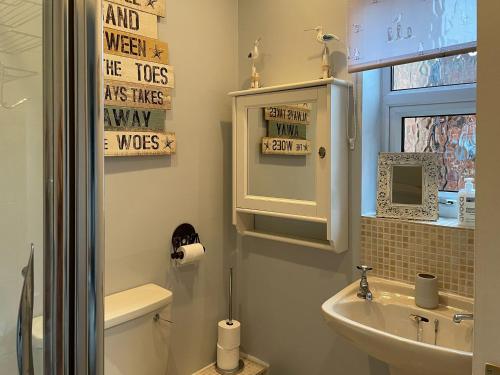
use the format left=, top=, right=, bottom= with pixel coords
left=391, top=165, right=423, bottom=205
left=247, top=102, right=317, bottom=201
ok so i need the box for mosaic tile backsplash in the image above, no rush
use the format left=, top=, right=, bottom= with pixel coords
left=360, top=216, right=474, bottom=298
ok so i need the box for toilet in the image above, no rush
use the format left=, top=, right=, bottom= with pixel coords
left=33, top=284, right=173, bottom=375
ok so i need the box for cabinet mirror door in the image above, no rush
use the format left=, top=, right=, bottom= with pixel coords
left=236, top=87, right=328, bottom=219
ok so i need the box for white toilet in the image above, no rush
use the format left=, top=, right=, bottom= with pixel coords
left=33, top=284, right=173, bottom=375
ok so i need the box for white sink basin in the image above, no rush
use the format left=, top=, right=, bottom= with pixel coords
left=322, top=277, right=473, bottom=375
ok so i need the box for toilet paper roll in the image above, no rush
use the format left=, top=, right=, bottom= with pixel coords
left=218, top=320, right=241, bottom=350
left=217, top=343, right=239, bottom=371
left=175, top=243, right=205, bottom=265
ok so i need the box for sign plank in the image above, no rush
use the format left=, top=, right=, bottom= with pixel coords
left=264, top=106, right=311, bottom=125
left=105, top=131, right=176, bottom=156
left=103, top=1, right=158, bottom=38
left=104, top=106, right=166, bottom=131
left=104, top=80, right=171, bottom=110
left=104, top=28, right=169, bottom=65
left=106, top=0, right=166, bottom=17
left=104, top=54, right=174, bottom=88
left=267, top=121, right=307, bottom=139
left=262, top=137, right=311, bottom=155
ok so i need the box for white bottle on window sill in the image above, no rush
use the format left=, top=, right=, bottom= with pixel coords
left=458, top=178, right=476, bottom=228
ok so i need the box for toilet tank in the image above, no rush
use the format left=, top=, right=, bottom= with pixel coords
left=32, top=283, right=173, bottom=375
left=105, top=284, right=173, bottom=375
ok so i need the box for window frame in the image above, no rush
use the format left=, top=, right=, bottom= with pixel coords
left=381, top=67, right=477, bottom=217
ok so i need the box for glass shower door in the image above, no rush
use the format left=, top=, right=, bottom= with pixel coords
left=0, top=0, right=104, bottom=373
left=0, top=0, right=44, bottom=373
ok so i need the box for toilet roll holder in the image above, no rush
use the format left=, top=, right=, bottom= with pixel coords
left=171, top=223, right=205, bottom=260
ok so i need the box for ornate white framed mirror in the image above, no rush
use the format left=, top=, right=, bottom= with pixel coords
left=377, top=152, right=439, bottom=221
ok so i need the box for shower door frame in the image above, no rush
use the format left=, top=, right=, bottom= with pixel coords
left=43, top=0, right=104, bottom=374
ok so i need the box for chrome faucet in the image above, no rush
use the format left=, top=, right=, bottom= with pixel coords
left=453, top=313, right=473, bottom=323
left=356, top=265, right=373, bottom=301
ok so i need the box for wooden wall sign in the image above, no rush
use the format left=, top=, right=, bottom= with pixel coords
left=104, top=54, right=174, bottom=88
left=104, top=106, right=166, bottom=131
left=103, top=1, right=158, bottom=38
left=104, top=80, right=171, bottom=110
left=102, top=0, right=175, bottom=158
left=262, top=137, right=311, bottom=155
left=106, top=0, right=166, bottom=17
left=104, top=28, right=169, bottom=65
left=105, top=131, right=176, bottom=156
left=264, top=106, right=310, bottom=126
left=267, top=121, right=307, bottom=139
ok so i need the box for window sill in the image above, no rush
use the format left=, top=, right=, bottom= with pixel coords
left=362, top=212, right=475, bottom=230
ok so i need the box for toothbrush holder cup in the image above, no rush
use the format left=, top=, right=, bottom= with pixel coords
left=415, top=273, right=439, bottom=309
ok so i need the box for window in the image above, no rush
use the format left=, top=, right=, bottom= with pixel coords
left=402, top=114, right=477, bottom=192
left=392, top=53, right=477, bottom=91
left=383, top=54, right=477, bottom=217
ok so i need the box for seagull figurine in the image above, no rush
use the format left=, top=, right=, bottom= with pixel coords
left=247, top=37, right=262, bottom=88
left=305, top=26, right=340, bottom=79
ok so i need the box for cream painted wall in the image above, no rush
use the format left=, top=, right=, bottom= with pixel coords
left=104, top=1, right=237, bottom=374
left=238, top=0, right=350, bottom=89
left=237, top=1, right=388, bottom=374
left=473, top=2, right=500, bottom=373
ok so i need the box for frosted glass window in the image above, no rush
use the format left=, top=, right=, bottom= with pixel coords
left=403, top=114, right=476, bottom=192
left=393, top=53, right=477, bottom=90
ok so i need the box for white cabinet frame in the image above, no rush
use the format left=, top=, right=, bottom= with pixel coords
left=229, top=79, right=350, bottom=253
left=235, top=87, right=326, bottom=218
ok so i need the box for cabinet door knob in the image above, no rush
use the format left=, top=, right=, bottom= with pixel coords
left=319, top=147, right=326, bottom=159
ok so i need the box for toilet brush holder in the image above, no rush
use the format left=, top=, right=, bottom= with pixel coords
left=215, top=359, right=245, bottom=375
left=216, top=268, right=244, bottom=375
left=415, top=273, right=439, bottom=309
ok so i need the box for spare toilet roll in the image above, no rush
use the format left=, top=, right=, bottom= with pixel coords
left=217, top=343, right=239, bottom=371
left=176, top=243, right=205, bottom=265
left=218, top=320, right=241, bottom=349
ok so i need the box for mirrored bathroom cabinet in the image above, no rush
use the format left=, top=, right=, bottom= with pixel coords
left=230, top=78, right=351, bottom=253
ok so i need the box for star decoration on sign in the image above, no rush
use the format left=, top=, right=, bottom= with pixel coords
left=146, top=0, right=158, bottom=9
left=303, top=144, right=309, bottom=151
left=165, top=138, right=175, bottom=150
left=151, top=45, right=164, bottom=60
left=264, top=141, right=270, bottom=150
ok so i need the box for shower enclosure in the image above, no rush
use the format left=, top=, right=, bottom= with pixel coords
left=0, top=0, right=104, bottom=373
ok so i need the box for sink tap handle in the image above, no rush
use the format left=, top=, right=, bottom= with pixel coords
left=453, top=313, right=473, bottom=324
left=357, top=265, right=373, bottom=274
left=356, top=265, right=373, bottom=301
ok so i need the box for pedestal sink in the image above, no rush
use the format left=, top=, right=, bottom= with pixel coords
left=322, top=277, right=473, bottom=375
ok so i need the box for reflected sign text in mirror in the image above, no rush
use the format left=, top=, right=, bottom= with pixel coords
left=247, top=102, right=317, bottom=201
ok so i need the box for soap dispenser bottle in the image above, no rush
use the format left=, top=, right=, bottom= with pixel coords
left=458, top=178, right=476, bottom=228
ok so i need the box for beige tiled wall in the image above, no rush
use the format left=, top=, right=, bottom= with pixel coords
left=360, top=216, right=474, bottom=298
